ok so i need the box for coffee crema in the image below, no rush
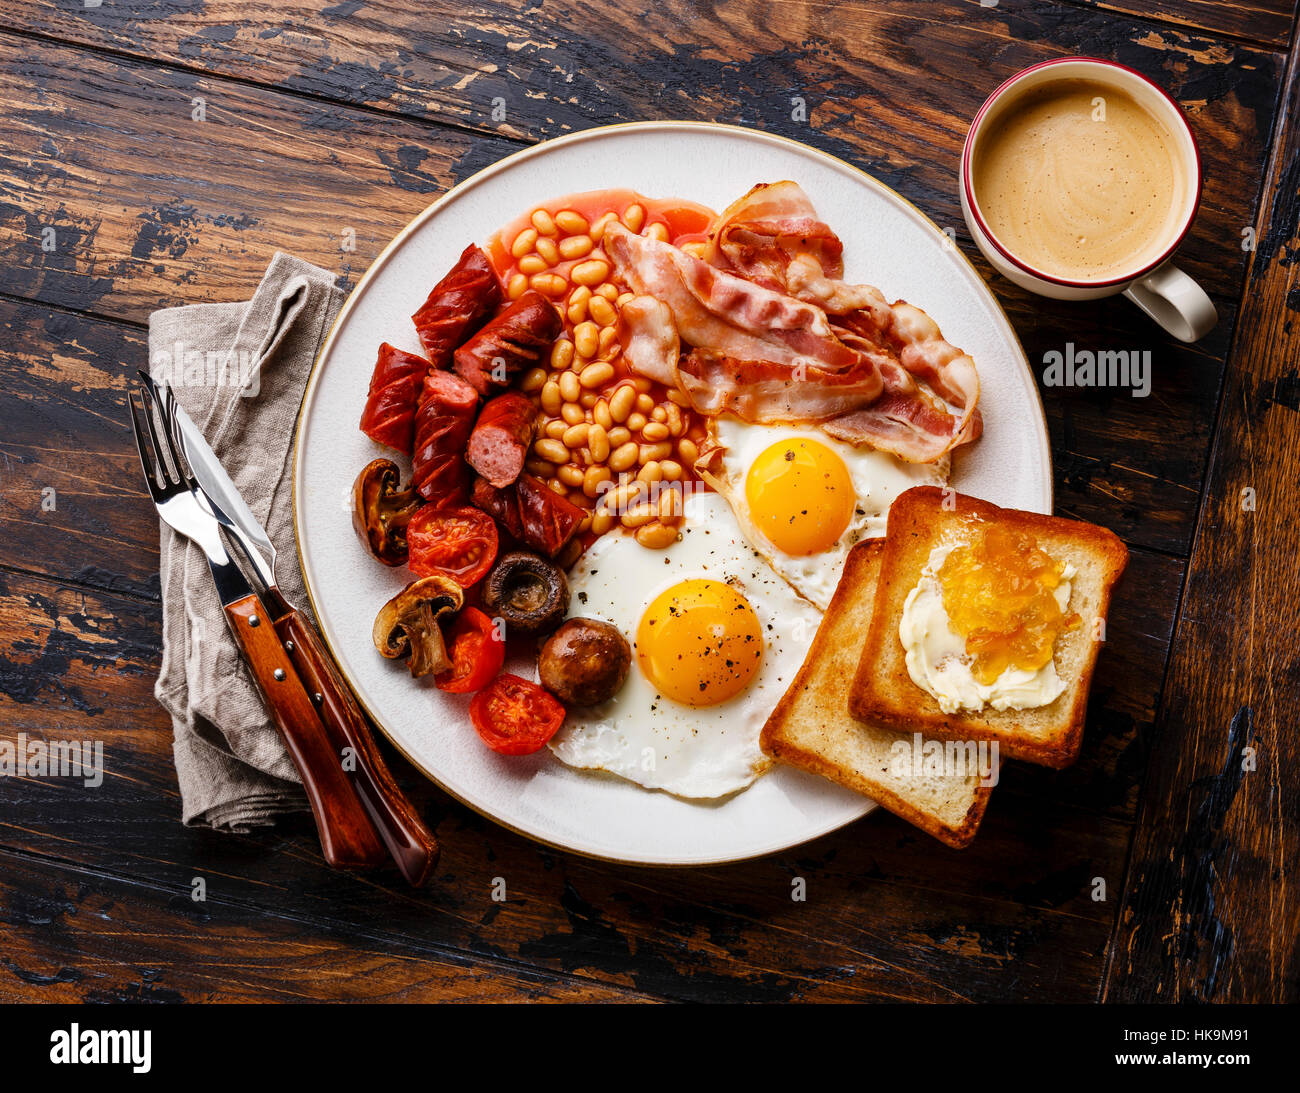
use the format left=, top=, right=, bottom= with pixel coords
left=971, top=78, right=1186, bottom=281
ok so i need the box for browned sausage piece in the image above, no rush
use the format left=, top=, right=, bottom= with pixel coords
left=453, top=291, right=562, bottom=395
left=538, top=618, right=631, bottom=706
left=467, top=392, right=537, bottom=488
left=411, top=244, right=502, bottom=369
left=470, top=474, right=585, bottom=558
left=411, top=370, right=479, bottom=506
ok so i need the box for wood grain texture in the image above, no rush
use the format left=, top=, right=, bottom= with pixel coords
left=1103, top=43, right=1300, bottom=1005
left=0, top=303, right=157, bottom=599
left=0, top=849, right=653, bottom=1003
left=1068, top=0, right=1297, bottom=47
left=0, top=31, right=519, bottom=321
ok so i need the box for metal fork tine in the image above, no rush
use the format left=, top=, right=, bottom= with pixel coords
left=139, top=370, right=201, bottom=491
left=138, top=382, right=180, bottom=486
left=127, top=391, right=162, bottom=497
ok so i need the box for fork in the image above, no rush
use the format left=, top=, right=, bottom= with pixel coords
left=129, top=385, right=392, bottom=871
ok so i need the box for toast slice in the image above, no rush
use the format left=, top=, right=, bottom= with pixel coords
left=761, top=539, right=993, bottom=849
left=849, top=486, right=1128, bottom=769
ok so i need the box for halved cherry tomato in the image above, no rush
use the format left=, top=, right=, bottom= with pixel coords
left=434, top=607, right=505, bottom=694
left=469, top=673, right=566, bottom=756
left=408, top=505, right=498, bottom=588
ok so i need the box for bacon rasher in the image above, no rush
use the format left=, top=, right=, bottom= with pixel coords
left=604, top=223, right=858, bottom=373
left=703, top=180, right=845, bottom=290
left=605, top=210, right=981, bottom=463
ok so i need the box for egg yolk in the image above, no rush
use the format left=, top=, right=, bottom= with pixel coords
left=938, top=522, right=1082, bottom=685
left=636, top=579, right=764, bottom=707
left=744, top=438, right=856, bottom=556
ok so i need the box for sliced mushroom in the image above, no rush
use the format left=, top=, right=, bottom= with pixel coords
left=372, top=576, right=464, bottom=677
left=482, top=551, right=569, bottom=636
left=353, top=459, right=422, bottom=565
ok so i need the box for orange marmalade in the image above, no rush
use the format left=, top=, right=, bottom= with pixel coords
left=937, top=522, right=1080, bottom=684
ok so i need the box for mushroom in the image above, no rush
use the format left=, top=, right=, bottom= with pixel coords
left=352, top=459, right=422, bottom=565
left=482, top=551, right=569, bottom=636
left=372, top=576, right=464, bottom=677
left=539, top=618, right=631, bottom=706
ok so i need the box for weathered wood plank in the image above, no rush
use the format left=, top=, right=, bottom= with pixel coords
left=0, top=302, right=157, bottom=600
left=2, top=1, right=1288, bottom=142
left=1068, top=0, right=1296, bottom=48
left=0, top=849, right=657, bottom=1002
left=1103, top=44, right=1300, bottom=1005
left=0, top=566, right=1139, bottom=1001
left=0, top=31, right=520, bottom=321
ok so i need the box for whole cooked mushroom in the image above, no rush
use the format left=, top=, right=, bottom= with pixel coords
left=372, top=576, right=464, bottom=677
left=482, top=551, right=570, bottom=636
left=353, top=459, right=423, bottom=565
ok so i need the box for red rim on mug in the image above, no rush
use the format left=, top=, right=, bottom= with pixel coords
left=961, top=57, right=1203, bottom=290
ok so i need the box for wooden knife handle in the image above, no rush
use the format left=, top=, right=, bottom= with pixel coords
left=223, top=593, right=387, bottom=870
left=275, top=607, right=440, bottom=887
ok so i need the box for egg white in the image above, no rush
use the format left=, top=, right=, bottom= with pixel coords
left=707, top=418, right=950, bottom=610
left=547, top=491, right=822, bottom=799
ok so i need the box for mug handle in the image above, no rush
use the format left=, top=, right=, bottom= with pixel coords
left=1123, top=262, right=1218, bottom=343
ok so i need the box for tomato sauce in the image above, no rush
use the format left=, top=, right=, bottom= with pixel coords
left=480, top=189, right=716, bottom=547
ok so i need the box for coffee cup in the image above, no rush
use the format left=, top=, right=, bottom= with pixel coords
left=960, top=57, right=1216, bottom=343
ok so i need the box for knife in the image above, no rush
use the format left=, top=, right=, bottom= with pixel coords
left=141, top=373, right=439, bottom=887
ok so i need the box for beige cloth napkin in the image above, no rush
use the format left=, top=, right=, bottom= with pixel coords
left=150, top=253, right=344, bottom=831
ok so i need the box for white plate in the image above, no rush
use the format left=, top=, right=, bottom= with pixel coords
left=293, top=122, right=1051, bottom=866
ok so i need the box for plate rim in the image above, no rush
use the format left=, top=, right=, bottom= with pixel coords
left=291, top=119, right=1052, bottom=867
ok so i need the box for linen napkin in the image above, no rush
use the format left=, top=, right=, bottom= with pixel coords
left=150, top=253, right=345, bottom=831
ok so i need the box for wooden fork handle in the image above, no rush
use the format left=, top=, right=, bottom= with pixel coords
left=274, top=607, right=440, bottom=887
left=223, top=593, right=387, bottom=870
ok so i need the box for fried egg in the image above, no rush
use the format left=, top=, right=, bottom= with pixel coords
left=548, top=491, right=821, bottom=798
left=706, top=418, right=949, bottom=609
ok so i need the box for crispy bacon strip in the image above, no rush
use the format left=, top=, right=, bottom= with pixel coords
left=702, top=186, right=983, bottom=456
left=680, top=347, right=970, bottom=462
left=702, top=180, right=844, bottom=289
left=411, top=244, right=502, bottom=369
left=609, top=188, right=982, bottom=463
left=831, top=294, right=982, bottom=450
left=677, top=349, right=883, bottom=422
left=359, top=343, right=426, bottom=454
left=604, top=223, right=858, bottom=373
left=453, top=291, right=562, bottom=395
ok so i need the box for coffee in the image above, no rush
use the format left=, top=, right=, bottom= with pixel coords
left=971, top=78, right=1186, bottom=281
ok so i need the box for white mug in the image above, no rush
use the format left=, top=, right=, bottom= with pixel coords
left=960, top=57, right=1217, bottom=344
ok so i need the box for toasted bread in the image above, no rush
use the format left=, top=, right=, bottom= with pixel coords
left=760, top=539, right=993, bottom=849
left=848, top=486, right=1128, bottom=769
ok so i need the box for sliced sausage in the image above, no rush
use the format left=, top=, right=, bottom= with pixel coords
left=453, top=291, right=562, bottom=395
left=411, top=370, right=479, bottom=506
left=359, top=343, right=426, bottom=454
left=411, top=244, right=502, bottom=370
left=467, top=392, right=537, bottom=488
left=470, top=473, right=585, bottom=558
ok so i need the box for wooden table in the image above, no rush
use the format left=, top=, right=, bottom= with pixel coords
left=0, top=0, right=1295, bottom=1004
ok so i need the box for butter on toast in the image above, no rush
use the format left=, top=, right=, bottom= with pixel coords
left=848, top=486, right=1128, bottom=769
left=761, top=539, right=993, bottom=849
